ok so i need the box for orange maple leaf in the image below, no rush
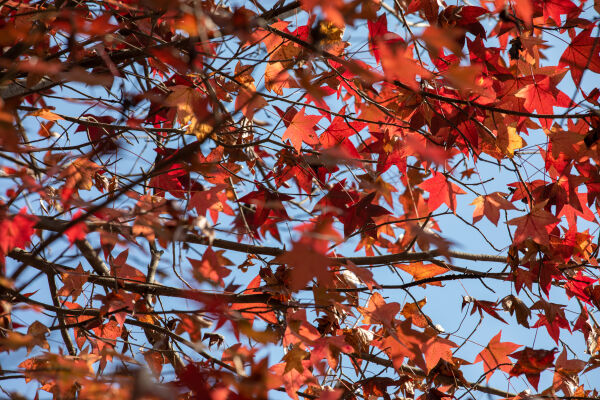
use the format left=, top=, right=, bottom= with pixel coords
left=470, top=192, right=517, bottom=225
left=358, top=292, right=400, bottom=329
left=281, top=107, right=323, bottom=152
left=475, top=331, right=521, bottom=382
left=188, top=247, right=232, bottom=287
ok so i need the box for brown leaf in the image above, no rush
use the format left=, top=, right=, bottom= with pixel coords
left=58, top=264, right=89, bottom=301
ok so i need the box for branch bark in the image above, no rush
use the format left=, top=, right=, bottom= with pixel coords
left=34, top=216, right=510, bottom=265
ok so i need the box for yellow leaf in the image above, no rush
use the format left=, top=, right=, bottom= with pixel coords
left=497, top=125, right=526, bottom=157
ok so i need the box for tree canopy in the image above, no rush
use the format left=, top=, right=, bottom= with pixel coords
left=1, top=0, right=600, bottom=398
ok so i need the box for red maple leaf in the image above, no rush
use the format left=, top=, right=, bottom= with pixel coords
left=532, top=312, right=571, bottom=344
left=564, top=271, right=596, bottom=304
left=313, top=180, right=359, bottom=215
left=281, top=107, right=322, bottom=152
left=319, top=106, right=365, bottom=158
left=230, top=275, right=278, bottom=325
left=75, top=114, right=118, bottom=153
left=475, top=331, right=521, bottom=382
left=188, top=184, right=232, bottom=222
left=536, top=0, right=580, bottom=25
left=419, top=171, right=466, bottom=213
left=367, top=13, right=404, bottom=63
left=509, top=347, right=557, bottom=389
left=463, top=298, right=507, bottom=324
left=339, top=192, right=390, bottom=237
left=270, top=360, right=318, bottom=400
left=237, top=186, right=293, bottom=234
left=0, top=208, right=37, bottom=265
left=65, top=210, right=88, bottom=244
left=273, top=242, right=333, bottom=291
left=359, top=131, right=408, bottom=174
left=559, top=28, right=600, bottom=87
left=508, top=204, right=560, bottom=246
left=422, top=335, right=457, bottom=373
left=553, top=348, right=586, bottom=395
left=515, top=75, right=572, bottom=129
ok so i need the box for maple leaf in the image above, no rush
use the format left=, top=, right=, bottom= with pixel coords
left=396, top=262, right=448, bottom=287
left=319, top=106, right=365, bottom=157
left=548, top=126, right=584, bottom=160
left=380, top=319, right=428, bottom=372
left=149, top=146, right=204, bottom=199
left=358, top=292, right=400, bottom=330
left=230, top=275, right=278, bottom=325
left=552, top=348, right=586, bottom=395
left=310, top=335, right=354, bottom=370
left=508, top=204, right=560, bottom=246
left=271, top=360, right=318, bottom=400
left=75, top=114, right=118, bottom=153
left=532, top=313, right=571, bottom=344
left=188, top=247, right=232, bottom=287
left=462, top=297, right=508, bottom=323
left=509, top=347, right=557, bottom=389
left=367, top=14, right=404, bottom=63
left=538, top=0, right=580, bottom=25
left=515, top=75, right=572, bottom=129
left=273, top=242, right=333, bottom=291
left=92, top=319, right=121, bottom=351
left=380, top=43, right=432, bottom=90
left=338, top=191, right=390, bottom=237
left=564, top=271, right=596, bottom=304
left=344, top=261, right=379, bottom=291
left=109, top=249, right=146, bottom=284
left=559, top=28, right=600, bottom=87
left=368, top=14, right=388, bottom=63
left=359, top=131, right=408, bottom=174
left=237, top=186, right=293, bottom=236
left=422, top=334, right=457, bottom=373
left=95, top=291, right=136, bottom=326
left=379, top=318, right=456, bottom=373
left=475, top=331, right=521, bottom=382
left=265, top=61, right=296, bottom=95
left=419, top=171, right=466, bottom=213
left=471, top=192, right=517, bottom=225
left=175, top=313, right=212, bottom=342
left=144, top=350, right=166, bottom=378
left=189, top=184, right=232, bottom=222
left=26, top=321, right=50, bottom=355
left=281, top=107, right=323, bottom=152
left=401, top=298, right=430, bottom=328
left=282, top=344, right=309, bottom=373
left=58, top=264, right=89, bottom=302
left=0, top=209, right=37, bottom=263
left=65, top=210, right=88, bottom=244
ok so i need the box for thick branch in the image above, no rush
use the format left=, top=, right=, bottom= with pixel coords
left=34, top=216, right=510, bottom=265
left=8, top=249, right=284, bottom=306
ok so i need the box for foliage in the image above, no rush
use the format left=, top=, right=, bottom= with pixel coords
left=0, top=0, right=600, bottom=398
